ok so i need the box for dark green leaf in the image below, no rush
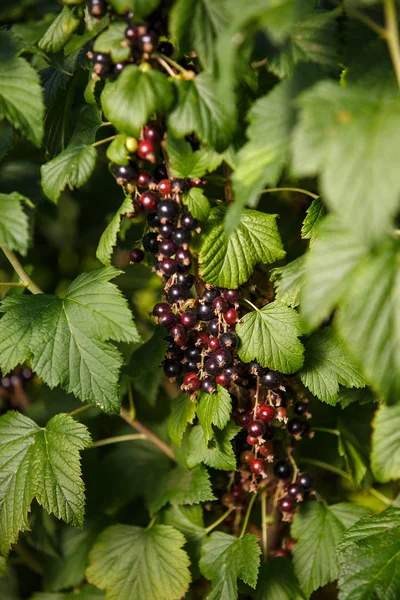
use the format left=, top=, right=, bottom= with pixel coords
left=196, top=385, right=232, bottom=443
left=338, top=422, right=370, bottom=488
left=101, top=65, right=173, bottom=137
left=337, top=507, right=400, bottom=600
left=300, top=327, right=365, bottom=405
left=93, top=22, right=131, bottom=63
left=96, top=194, right=134, bottom=266
left=270, top=256, right=306, bottom=308
left=168, top=393, right=197, bottom=447
left=236, top=301, right=304, bottom=374
left=38, top=6, right=80, bottom=54
left=0, top=192, right=30, bottom=255
left=371, top=404, right=400, bottom=482
left=199, top=207, right=285, bottom=288
left=187, top=422, right=241, bottom=471
left=256, top=558, right=305, bottom=600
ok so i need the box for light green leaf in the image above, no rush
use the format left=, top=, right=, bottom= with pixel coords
left=337, top=507, right=400, bottom=600
left=199, top=207, right=285, bottom=289
left=200, top=532, right=261, bottom=599
left=371, top=404, right=400, bottom=483
left=0, top=267, right=140, bottom=413
left=166, top=135, right=232, bottom=178
left=105, top=133, right=130, bottom=165
left=300, top=327, right=365, bottom=405
left=338, top=422, right=370, bottom=488
left=96, top=194, right=133, bottom=266
left=162, top=505, right=205, bottom=575
left=226, top=65, right=320, bottom=232
left=196, top=385, right=232, bottom=443
left=168, top=74, right=232, bottom=152
left=0, top=192, right=30, bottom=255
left=148, top=464, right=215, bottom=515
left=187, top=422, right=240, bottom=471
left=0, top=411, right=92, bottom=556
left=93, top=22, right=131, bottom=63
left=182, top=188, right=210, bottom=221
left=0, top=557, right=7, bottom=577
left=41, top=105, right=102, bottom=203
left=86, top=524, right=191, bottom=600
left=107, top=0, right=159, bottom=18
left=0, top=51, right=44, bottom=146
left=168, top=393, right=197, bottom=447
left=270, top=256, right=306, bottom=308
left=291, top=502, right=371, bottom=598
left=301, top=215, right=369, bottom=330
left=301, top=198, right=325, bottom=245
left=236, top=301, right=304, bottom=374
left=101, top=65, right=173, bottom=137
left=256, top=558, right=305, bottom=600
left=169, top=0, right=226, bottom=71
left=292, top=79, right=400, bottom=242
left=338, top=240, right=400, bottom=403
left=38, top=6, right=80, bottom=54
left=269, top=10, right=340, bottom=78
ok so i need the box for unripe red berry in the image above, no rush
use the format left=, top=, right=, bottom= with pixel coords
left=250, top=458, right=265, bottom=474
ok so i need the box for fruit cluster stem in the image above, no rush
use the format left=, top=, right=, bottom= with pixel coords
left=120, top=408, right=176, bottom=461
left=384, top=0, right=400, bottom=87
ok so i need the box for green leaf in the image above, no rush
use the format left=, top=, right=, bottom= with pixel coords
left=187, top=422, right=240, bottom=471
left=301, top=215, right=369, bottom=330
left=199, top=207, right=285, bottom=288
left=101, top=65, right=174, bottom=137
left=44, top=519, right=105, bottom=592
left=338, top=240, right=400, bottom=403
left=105, top=133, right=129, bottom=165
left=129, top=327, right=168, bottom=406
left=166, top=135, right=232, bottom=178
left=236, top=301, right=304, bottom=374
left=0, top=192, right=30, bottom=255
left=93, top=22, right=131, bottom=63
left=0, top=50, right=44, bottom=146
left=148, top=464, right=215, bottom=515
left=269, top=10, right=340, bottom=78
left=41, top=106, right=102, bottom=203
left=0, top=121, right=14, bottom=160
left=200, top=532, right=261, bottom=599
left=255, top=558, right=305, bottom=600
left=337, top=387, right=376, bottom=409
left=301, top=198, right=325, bottom=245
left=182, top=188, right=210, bottom=221
left=169, top=0, right=226, bottom=71
left=300, top=327, right=365, bottom=405
left=371, top=404, right=400, bottom=483
left=38, top=6, right=80, bottom=54
left=168, top=393, right=197, bottom=447
left=32, top=585, right=105, bottom=600
left=338, top=422, right=370, bottom=488
left=291, top=502, right=371, bottom=598
left=0, top=411, right=92, bottom=556
left=292, top=79, right=400, bottom=242
left=226, top=65, right=321, bottom=232
left=270, top=256, right=306, bottom=308
left=107, top=0, right=159, bottom=18
left=86, top=524, right=191, bottom=600
left=168, top=74, right=232, bottom=152
left=96, top=194, right=133, bottom=266
left=337, top=507, right=400, bottom=600
left=162, top=505, right=205, bottom=576
left=196, top=385, right=232, bottom=443
left=0, top=267, right=140, bottom=413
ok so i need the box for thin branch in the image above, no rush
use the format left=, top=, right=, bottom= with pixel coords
left=369, top=487, right=393, bottom=506
left=261, top=491, right=268, bottom=562
left=154, top=55, right=180, bottom=78
left=384, top=0, right=400, bottom=87
left=68, top=403, right=95, bottom=417
left=156, top=53, right=187, bottom=74
left=91, top=134, right=118, bottom=148
left=261, top=187, right=319, bottom=200
left=300, top=457, right=351, bottom=480
left=92, top=433, right=146, bottom=448
left=346, top=7, right=386, bottom=37
left=244, top=298, right=259, bottom=312
left=204, top=508, right=234, bottom=534
left=240, top=492, right=257, bottom=538
left=14, top=544, right=44, bottom=575
left=312, top=426, right=340, bottom=436
left=120, top=408, right=176, bottom=461
left=0, top=282, right=28, bottom=288
left=0, top=247, right=42, bottom=294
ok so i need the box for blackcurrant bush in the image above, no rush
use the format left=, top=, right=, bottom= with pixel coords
left=140, top=191, right=159, bottom=212
left=207, top=319, right=219, bottom=336
left=159, top=239, right=176, bottom=257
left=172, top=228, right=191, bottom=246
left=180, top=312, right=197, bottom=328
left=205, top=358, right=219, bottom=376
left=274, top=460, right=293, bottom=481
left=181, top=212, right=197, bottom=230
left=250, top=458, right=265, bottom=474
left=201, top=377, right=216, bottom=394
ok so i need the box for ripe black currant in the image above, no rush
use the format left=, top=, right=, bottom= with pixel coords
left=154, top=164, right=168, bottom=180
left=220, top=332, right=237, bottom=349
left=197, top=303, right=214, bottom=321
left=158, top=312, right=177, bottom=329
left=223, top=289, right=240, bottom=303
left=158, top=41, right=174, bottom=56
left=180, top=312, right=197, bottom=328
left=181, top=212, right=197, bottom=230
left=274, top=460, right=293, bottom=480
left=113, top=164, right=137, bottom=184
left=288, top=418, right=304, bottom=436
left=137, top=171, right=152, bottom=188
left=167, top=284, right=188, bottom=304
left=250, top=458, right=265, bottom=474
left=248, top=420, right=265, bottom=437
left=159, top=239, right=176, bottom=257
left=140, top=191, right=159, bottom=212
left=160, top=258, right=177, bottom=276
left=261, top=370, right=283, bottom=390
left=298, top=472, right=314, bottom=491
left=186, top=360, right=199, bottom=372
left=248, top=361, right=264, bottom=377
left=159, top=223, right=174, bottom=238
left=171, top=178, right=188, bottom=193
left=287, top=483, right=302, bottom=498
left=143, top=232, right=159, bottom=253
left=157, top=200, right=179, bottom=221
left=153, top=302, right=172, bottom=317
left=163, top=359, right=181, bottom=378
left=172, top=228, right=191, bottom=246
left=212, top=296, right=228, bottom=313
left=147, top=212, right=161, bottom=228
left=129, top=248, right=144, bottom=264
left=207, top=318, right=219, bottom=336
left=176, top=273, right=194, bottom=288
left=176, top=248, right=191, bottom=267
left=279, top=497, right=295, bottom=513
left=205, top=358, right=219, bottom=376
left=212, top=348, right=232, bottom=368
left=294, top=401, right=308, bottom=416
left=89, top=0, right=107, bottom=17
left=143, top=125, right=160, bottom=142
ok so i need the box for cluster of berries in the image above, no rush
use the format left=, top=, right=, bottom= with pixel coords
left=0, top=367, right=33, bottom=414
left=87, top=1, right=175, bottom=80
